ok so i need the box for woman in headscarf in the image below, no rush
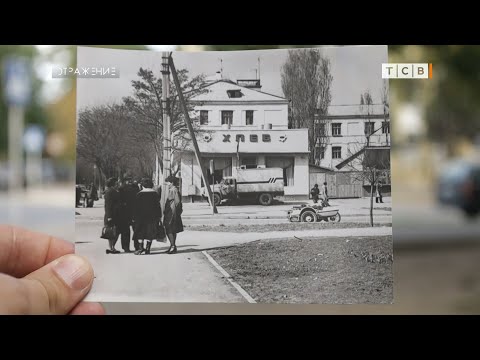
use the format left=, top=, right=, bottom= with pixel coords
left=161, top=175, right=184, bottom=254
left=132, top=178, right=162, bottom=255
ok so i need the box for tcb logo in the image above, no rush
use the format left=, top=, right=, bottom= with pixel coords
left=382, top=63, right=432, bottom=79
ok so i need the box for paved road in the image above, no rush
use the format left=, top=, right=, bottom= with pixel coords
left=2, top=187, right=478, bottom=245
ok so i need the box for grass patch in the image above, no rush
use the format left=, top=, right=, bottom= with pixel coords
left=186, top=222, right=392, bottom=233
left=209, top=235, right=393, bottom=304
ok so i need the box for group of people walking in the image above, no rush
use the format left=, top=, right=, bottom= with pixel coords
left=103, top=175, right=183, bottom=255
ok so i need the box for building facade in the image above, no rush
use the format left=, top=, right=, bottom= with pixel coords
left=314, top=104, right=391, bottom=171
left=179, top=79, right=310, bottom=201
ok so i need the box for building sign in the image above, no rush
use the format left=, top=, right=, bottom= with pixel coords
left=212, top=133, right=286, bottom=144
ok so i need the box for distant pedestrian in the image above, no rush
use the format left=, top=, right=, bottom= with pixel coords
left=376, top=182, right=383, bottom=203
left=321, top=182, right=330, bottom=206
left=75, top=185, right=82, bottom=207
left=90, top=182, right=98, bottom=201
left=310, top=184, right=320, bottom=204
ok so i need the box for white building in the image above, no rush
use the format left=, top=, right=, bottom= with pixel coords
left=179, top=79, right=310, bottom=201
left=314, top=104, right=390, bottom=171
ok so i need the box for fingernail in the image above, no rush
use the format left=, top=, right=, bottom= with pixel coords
left=53, top=255, right=92, bottom=291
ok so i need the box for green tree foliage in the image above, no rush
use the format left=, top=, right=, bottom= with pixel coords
left=0, top=46, right=49, bottom=158
left=389, top=45, right=480, bottom=144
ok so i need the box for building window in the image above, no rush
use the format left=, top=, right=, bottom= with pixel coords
left=200, top=110, right=208, bottom=125
left=365, top=122, right=375, bottom=136
left=227, top=89, right=242, bottom=98
left=332, top=123, right=342, bottom=136
left=221, top=111, right=233, bottom=125
left=382, top=121, right=390, bottom=134
left=236, top=134, right=245, bottom=143
left=250, top=134, right=258, bottom=142
left=262, top=134, right=271, bottom=142
left=246, top=110, right=254, bottom=125
left=332, top=146, right=342, bottom=159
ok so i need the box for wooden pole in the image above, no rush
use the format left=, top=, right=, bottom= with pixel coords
left=168, top=54, right=217, bottom=214
left=161, top=52, right=171, bottom=181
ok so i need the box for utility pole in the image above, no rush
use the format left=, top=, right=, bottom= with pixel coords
left=168, top=54, right=218, bottom=214
left=161, top=52, right=171, bottom=182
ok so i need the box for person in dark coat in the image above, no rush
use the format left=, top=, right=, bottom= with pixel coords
left=90, top=183, right=99, bottom=201
left=161, top=175, right=184, bottom=254
left=76, top=185, right=82, bottom=207
left=117, top=178, right=138, bottom=252
left=133, top=178, right=162, bottom=255
left=104, top=177, right=121, bottom=254
left=310, top=184, right=320, bottom=204
left=376, top=181, right=383, bottom=203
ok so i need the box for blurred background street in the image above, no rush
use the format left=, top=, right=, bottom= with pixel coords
left=1, top=45, right=480, bottom=313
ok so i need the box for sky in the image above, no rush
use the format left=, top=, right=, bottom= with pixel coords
left=76, top=45, right=388, bottom=111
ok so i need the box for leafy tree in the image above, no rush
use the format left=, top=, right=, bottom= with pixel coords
left=389, top=45, right=480, bottom=153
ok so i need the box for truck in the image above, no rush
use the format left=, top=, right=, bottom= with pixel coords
left=202, top=167, right=285, bottom=206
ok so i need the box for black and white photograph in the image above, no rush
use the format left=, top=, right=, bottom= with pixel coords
left=75, top=45, right=393, bottom=303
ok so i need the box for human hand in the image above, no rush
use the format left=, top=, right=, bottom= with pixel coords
left=0, top=225, right=105, bottom=315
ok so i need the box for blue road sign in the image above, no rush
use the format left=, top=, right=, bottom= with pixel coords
left=3, top=57, right=32, bottom=107
left=23, top=125, right=45, bottom=154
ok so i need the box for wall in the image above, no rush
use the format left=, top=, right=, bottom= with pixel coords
left=289, top=154, right=309, bottom=196
left=190, top=129, right=309, bottom=154
left=193, top=103, right=289, bottom=129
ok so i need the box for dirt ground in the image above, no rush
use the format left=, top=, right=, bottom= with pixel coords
left=186, top=222, right=392, bottom=233
left=208, top=235, right=393, bottom=304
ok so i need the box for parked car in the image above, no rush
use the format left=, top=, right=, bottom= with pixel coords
left=437, top=160, right=480, bottom=217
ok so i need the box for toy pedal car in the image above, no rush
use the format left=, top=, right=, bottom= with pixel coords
left=287, top=203, right=341, bottom=223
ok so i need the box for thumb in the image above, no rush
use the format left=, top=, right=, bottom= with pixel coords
left=0, top=254, right=94, bottom=315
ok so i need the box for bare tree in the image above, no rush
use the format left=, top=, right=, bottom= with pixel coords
left=77, top=104, right=155, bottom=182
left=281, top=48, right=333, bottom=164
left=360, top=90, right=374, bottom=146
left=122, top=67, right=209, bottom=174
left=380, top=80, right=390, bottom=146
left=343, top=142, right=390, bottom=227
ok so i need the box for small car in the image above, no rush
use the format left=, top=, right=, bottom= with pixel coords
left=437, top=160, right=480, bottom=217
